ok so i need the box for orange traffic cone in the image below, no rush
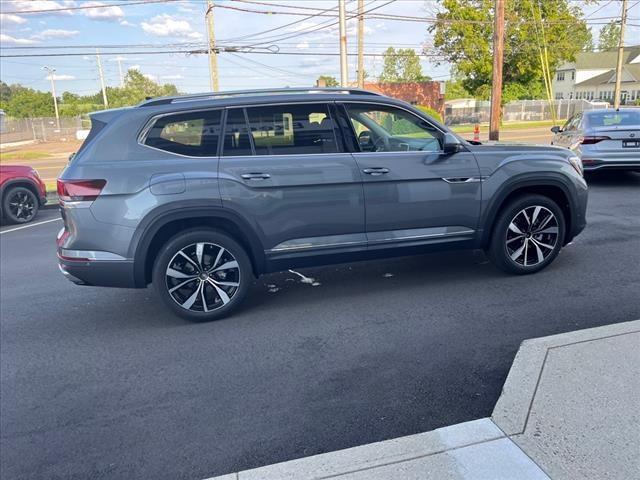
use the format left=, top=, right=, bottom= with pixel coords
left=473, top=124, right=480, bottom=142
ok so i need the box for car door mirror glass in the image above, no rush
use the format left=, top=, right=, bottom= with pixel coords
left=550, top=126, right=561, bottom=134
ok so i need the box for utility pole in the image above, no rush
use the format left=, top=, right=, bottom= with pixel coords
left=116, top=56, right=125, bottom=87
left=357, top=0, right=364, bottom=88
left=42, top=66, right=60, bottom=130
left=338, top=0, right=348, bottom=87
left=613, top=0, right=627, bottom=109
left=96, top=50, right=108, bottom=108
left=206, top=0, right=220, bottom=91
left=489, top=0, right=505, bottom=141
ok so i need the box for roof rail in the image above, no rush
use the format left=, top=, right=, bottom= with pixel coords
left=138, top=87, right=381, bottom=107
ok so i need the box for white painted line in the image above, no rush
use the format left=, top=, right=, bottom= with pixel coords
left=0, top=217, right=62, bottom=234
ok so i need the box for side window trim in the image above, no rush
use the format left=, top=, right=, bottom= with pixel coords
left=221, top=107, right=255, bottom=157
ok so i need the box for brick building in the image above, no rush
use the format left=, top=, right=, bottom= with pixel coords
left=315, top=78, right=445, bottom=116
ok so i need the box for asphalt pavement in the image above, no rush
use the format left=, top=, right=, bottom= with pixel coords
left=1, top=171, right=639, bottom=480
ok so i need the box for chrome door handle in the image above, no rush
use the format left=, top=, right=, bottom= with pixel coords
left=362, top=167, right=389, bottom=176
left=241, top=173, right=271, bottom=180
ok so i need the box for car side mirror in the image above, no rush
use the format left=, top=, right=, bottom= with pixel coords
left=550, top=126, right=561, bottom=134
left=443, top=133, right=463, bottom=154
left=358, top=131, right=374, bottom=152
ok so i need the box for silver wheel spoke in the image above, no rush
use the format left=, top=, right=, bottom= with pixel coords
left=201, top=283, right=209, bottom=312
left=510, top=243, right=526, bottom=261
left=506, top=235, right=524, bottom=244
left=212, top=260, right=238, bottom=272
left=212, top=247, right=225, bottom=270
left=532, top=241, right=545, bottom=264
left=508, top=222, right=523, bottom=234
left=195, top=243, right=204, bottom=269
left=531, top=238, right=555, bottom=250
left=169, top=278, right=197, bottom=293
left=167, top=268, right=197, bottom=279
left=178, top=250, right=200, bottom=270
left=213, top=280, right=239, bottom=287
left=536, top=226, right=558, bottom=235
left=521, top=209, right=531, bottom=228
left=182, top=281, right=203, bottom=309
left=207, top=278, right=230, bottom=305
left=531, top=206, right=541, bottom=226
left=523, top=240, right=529, bottom=266
left=535, top=213, right=554, bottom=232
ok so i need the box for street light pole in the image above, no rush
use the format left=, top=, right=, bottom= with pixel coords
left=42, top=66, right=60, bottom=130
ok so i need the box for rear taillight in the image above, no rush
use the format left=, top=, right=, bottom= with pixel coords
left=581, top=136, right=610, bottom=145
left=57, top=179, right=106, bottom=202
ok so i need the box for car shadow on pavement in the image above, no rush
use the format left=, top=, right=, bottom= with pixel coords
left=585, top=170, right=640, bottom=187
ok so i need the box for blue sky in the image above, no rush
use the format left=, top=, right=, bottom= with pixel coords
left=0, top=0, right=638, bottom=96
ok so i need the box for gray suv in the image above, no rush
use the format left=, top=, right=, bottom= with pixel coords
left=57, top=88, right=588, bottom=321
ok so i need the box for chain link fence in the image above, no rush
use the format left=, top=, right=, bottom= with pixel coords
left=0, top=116, right=89, bottom=145
left=444, top=99, right=611, bottom=125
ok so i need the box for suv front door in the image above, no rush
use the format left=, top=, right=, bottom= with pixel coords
left=341, top=102, right=481, bottom=248
left=219, top=103, right=366, bottom=258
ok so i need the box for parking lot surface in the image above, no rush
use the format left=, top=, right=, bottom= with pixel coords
left=1, top=172, right=639, bottom=480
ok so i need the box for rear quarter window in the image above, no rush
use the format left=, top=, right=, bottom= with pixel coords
left=144, top=110, right=222, bottom=157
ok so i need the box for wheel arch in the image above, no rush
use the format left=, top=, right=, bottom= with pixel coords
left=481, top=175, right=575, bottom=248
left=1, top=178, right=42, bottom=204
left=131, top=206, right=265, bottom=287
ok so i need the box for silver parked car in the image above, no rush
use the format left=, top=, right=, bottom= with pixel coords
left=551, top=108, right=640, bottom=172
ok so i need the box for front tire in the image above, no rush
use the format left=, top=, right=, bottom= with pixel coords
left=2, top=186, right=39, bottom=224
left=488, top=194, right=566, bottom=275
left=152, top=229, right=252, bottom=322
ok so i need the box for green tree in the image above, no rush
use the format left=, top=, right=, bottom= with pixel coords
left=444, top=78, right=471, bottom=99
left=379, top=47, right=431, bottom=83
left=0, top=81, right=11, bottom=103
left=317, top=75, right=339, bottom=87
left=429, top=0, right=592, bottom=98
left=598, top=21, right=620, bottom=51
left=0, top=85, right=55, bottom=117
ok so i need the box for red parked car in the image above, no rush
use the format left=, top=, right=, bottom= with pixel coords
left=0, top=165, right=47, bottom=224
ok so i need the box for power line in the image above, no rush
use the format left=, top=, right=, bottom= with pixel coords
left=1, top=0, right=180, bottom=15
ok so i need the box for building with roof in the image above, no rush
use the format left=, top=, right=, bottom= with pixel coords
left=552, top=46, right=640, bottom=105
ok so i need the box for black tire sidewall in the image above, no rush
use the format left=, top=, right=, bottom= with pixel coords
left=489, top=194, right=566, bottom=275
left=2, top=187, right=39, bottom=224
left=152, top=229, right=252, bottom=322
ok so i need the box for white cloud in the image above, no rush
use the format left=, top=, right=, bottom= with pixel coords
left=45, top=73, right=75, bottom=81
left=142, top=73, right=157, bottom=81
left=34, top=28, right=79, bottom=39
left=83, top=1, right=124, bottom=21
left=141, top=14, right=204, bottom=40
left=0, top=33, right=39, bottom=44
left=7, top=1, right=75, bottom=15
left=296, top=40, right=309, bottom=50
left=0, top=13, right=27, bottom=24
left=162, top=74, right=183, bottom=80
left=119, top=20, right=135, bottom=27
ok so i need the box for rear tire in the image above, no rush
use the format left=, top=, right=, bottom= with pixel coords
left=2, top=186, right=39, bottom=224
left=488, top=194, right=566, bottom=275
left=152, top=229, right=252, bottom=322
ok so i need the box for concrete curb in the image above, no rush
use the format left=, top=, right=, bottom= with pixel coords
left=491, top=319, right=640, bottom=436
left=204, top=320, right=640, bottom=480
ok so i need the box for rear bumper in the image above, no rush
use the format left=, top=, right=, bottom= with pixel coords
left=58, top=255, right=138, bottom=288
left=582, top=160, right=640, bottom=171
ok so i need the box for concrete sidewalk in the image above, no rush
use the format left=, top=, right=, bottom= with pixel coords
left=206, top=320, right=640, bottom=480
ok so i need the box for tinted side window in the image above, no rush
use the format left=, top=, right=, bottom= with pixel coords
left=245, top=104, right=338, bottom=155
left=222, top=108, right=253, bottom=156
left=345, top=104, right=442, bottom=152
left=145, top=110, right=221, bottom=156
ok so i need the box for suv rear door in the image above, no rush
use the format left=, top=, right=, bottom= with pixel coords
left=218, top=102, right=366, bottom=257
left=340, top=102, right=481, bottom=248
